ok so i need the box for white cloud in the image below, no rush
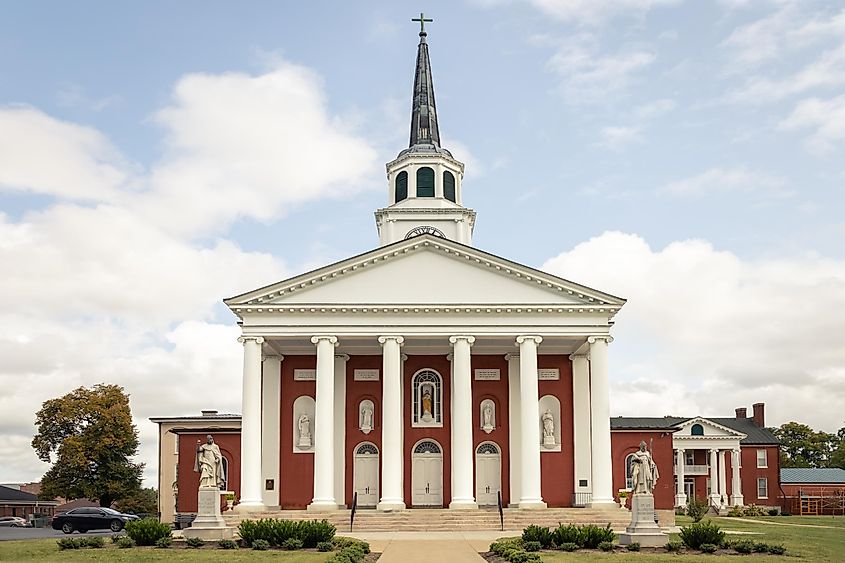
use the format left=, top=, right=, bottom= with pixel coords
left=633, top=98, right=676, bottom=119
left=531, top=0, right=680, bottom=25
left=779, top=94, right=845, bottom=154
left=661, top=167, right=790, bottom=198
left=543, top=232, right=845, bottom=431
left=596, top=126, right=642, bottom=149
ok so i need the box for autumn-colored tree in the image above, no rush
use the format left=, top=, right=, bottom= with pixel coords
left=32, top=384, right=143, bottom=507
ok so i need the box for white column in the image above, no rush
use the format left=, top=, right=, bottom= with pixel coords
left=235, top=336, right=265, bottom=512
left=587, top=336, right=616, bottom=507
left=718, top=450, right=728, bottom=508
left=308, top=335, right=338, bottom=511
left=261, top=354, right=283, bottom=509
left=506, top=354, right=521, bottom=507
left=449, top=336, right=478, bottom=509
left=570, top=353, right=592, bottom=497
left=730, top=448, right=744, bottom=506
left=675, top=448, right=687, bottom=507
left=708, top=449, right=720, bottom=506
left=378, top=336, right=405, bottom=511
left=517, top=335, right=546, bottom=509
left=334, top=354, right=349, bottom=508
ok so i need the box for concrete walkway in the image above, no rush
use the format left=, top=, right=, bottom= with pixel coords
left=344, top=531, right=505, bottom=562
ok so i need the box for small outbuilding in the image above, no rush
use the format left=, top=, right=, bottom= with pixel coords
left=780, top=467, right=845, bottom=515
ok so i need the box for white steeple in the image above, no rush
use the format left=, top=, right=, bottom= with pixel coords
left=375, top=17, right=476, bottom=246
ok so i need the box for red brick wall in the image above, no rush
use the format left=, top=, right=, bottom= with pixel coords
left=176, top=432, right=241, bottom=513
left=538, top=355, right=574, bottom=507
left=610, top=431, right=674, bottom=509
left=740, top=445, right=780, bottom=505
left=344, top=355, right=383, bottom=506
left=471, top=354, right=510, bottom=505
left=279, top=355, right=316, bottom=509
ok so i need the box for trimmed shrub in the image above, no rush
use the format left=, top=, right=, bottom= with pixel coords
left=301, top=519, right=336, bottom=548
left=769, top=544, right=786, bottom=555
left=598, top=541, right=614, bottom=552
left=579, top=523, right=616, bottom=549
left=57, top=538, right=82, bottom=550
left=665, top=540, right=683, bottom=552
left=768, top=508, right=780, bottom=516
left=82, top=536, right=105, bottom=548
left=733, top=539, right=755, bottom=554
left=283, top=537, right=304, bottom=550
left=218, top=538, right=238, bottom=550
left=523, top=540, right=541, bottom=552
left=238, top=518, right=336, bottom=548
left=686, top=496, right=709, bottom=522
left=490, top=537, right=523, bottom=556
left=743, top=504, right=766, bottom=516
left=551, top=523, right=580, bottom=546
left=117, top=537, right=135, bottom=549
left=700, top=543, right=718, bottom=553
left=558, top=542, right=578, bottom=552
left=680, top=520, right=725, bottom=549
left=252, top=539, right=270, bottom=551
left=317, top=540, right=334, bottom=552
left=522, top=524, right=553, bottom=548
left=333, top=537, right=370, bottom=554
left=125, top=518, right=172, bottom=546
left=111, top=534, right=121, bottom=543
left=754, top=541, right=770, bottom=553
left=626, top=542, right=641, bottom=551
left=185, top=536, right=205, bottom=548
left=727, top=506, right=743, bottom=517
left=155, top=537, right=172, bottom=548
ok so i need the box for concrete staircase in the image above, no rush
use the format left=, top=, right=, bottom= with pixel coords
left=224, top=507, right=632, bottom=532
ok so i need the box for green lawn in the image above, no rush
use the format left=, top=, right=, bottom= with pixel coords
left=0, top=540, right=333, bottom=563
left=536, top=516, right=844, bottom=563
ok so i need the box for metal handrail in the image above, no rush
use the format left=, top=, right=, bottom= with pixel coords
left=350, top=492, right=357, bottom=532
left=497, top=490, right=504, bottom=531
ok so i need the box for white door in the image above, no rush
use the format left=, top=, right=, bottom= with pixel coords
left=411, top=440, right=443, bottom=507
left=475, top=443, right=501, bottom=506
left=354, top=443, right=379, bottom=507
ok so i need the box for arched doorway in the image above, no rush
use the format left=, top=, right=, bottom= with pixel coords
left=353, top=443, right=379, bottom=508
left=475, top=442, right=501, bottom=506
left=411, top=439, right=443, bottom=507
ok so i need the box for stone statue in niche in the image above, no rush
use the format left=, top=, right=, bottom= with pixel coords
left=482, top=401, right=494, bottom=433
left=298, top=413, right=312, bottom=448
left=194, top=435, right=225, bottom=489
left=360, top=404, right=373, bottom=434
left=542, top=409, right=556, bottom=448
left=421, top=386, right=433, bottom=422
left=630, top=440, right=659, bottom=495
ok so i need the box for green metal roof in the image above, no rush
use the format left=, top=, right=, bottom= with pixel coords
left=781, top=468, right=845, bottom=484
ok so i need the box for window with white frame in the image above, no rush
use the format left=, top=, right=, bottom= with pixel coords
left=412, top=369, right=442, bottom=426
left=685, top=451, right=695, bottom=466
left=756, top=449, right=767, bottom=468
left=757, top=477, right=768, bottom=499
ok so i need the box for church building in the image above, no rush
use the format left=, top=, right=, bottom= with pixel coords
left=151, top=22, right=779, bottom=523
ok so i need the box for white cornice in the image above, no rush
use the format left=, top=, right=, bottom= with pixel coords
left=229, top=304, right=622, bottom=315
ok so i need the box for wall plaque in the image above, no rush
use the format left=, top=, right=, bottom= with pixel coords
left=354, top=369, right=380, bottom=381
left=293, top=369, right=316, bottom=381
left=538, top=368, right=560, bottom=380
left=474, top=369, right=500, bottom=381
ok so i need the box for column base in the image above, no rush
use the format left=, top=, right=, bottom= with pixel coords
left=730, top=495, right=744, bottom=507
left=708, top=494, right=721, bottom=508
left=449, top=500, right=479, bottom=510
left=587, top=499, right=619, bottom=509
left=307, top=500, right=339, bottom=512
left=233, top=501, right=267, bottom=513
left=674, top=493, right=687, bottom=508
left=377, top=500, right=406, bottom=512
left=518, top=500, right=548, bottom=510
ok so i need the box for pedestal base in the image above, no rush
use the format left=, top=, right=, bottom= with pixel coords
left=184, top=487, right=234, bottom=541
left=621, top=493, right=665, bottom=546
left=233, top=501, right=267, bottom=513
left=307, top=501, right=339, bottom=512
left=517, top=500, right=548, bottom=509
left=183, top=526, right=234, bottom=541
left=377, top=500, right=406, bottom=512
left=619, top=532, right=667, bottom=547
left=449, top=500, right=479, bottom=510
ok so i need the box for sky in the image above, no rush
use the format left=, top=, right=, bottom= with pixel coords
left=1, top=0, right=844, bottom=486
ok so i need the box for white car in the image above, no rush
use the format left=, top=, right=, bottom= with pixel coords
left=0, top=516, right=29, bottom=527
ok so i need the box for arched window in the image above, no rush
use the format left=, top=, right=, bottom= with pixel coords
left=220, top=456, right=229, bottom=491
left=414, top=440, right=441, bottom=454
left=691, top=424, right=704, bottom=436
left=625, top=453, right=635, bottom=490
left=416, top=167, right=435, bottom=197
left=356, top=443, right=379, bottom=456
left=412, top=369, right=442, bottom=426
left=395, top=171, right=408, bottom=203
left=476, top=442, right=499, bottom=455
left=443, top=171, right=456, bottom=202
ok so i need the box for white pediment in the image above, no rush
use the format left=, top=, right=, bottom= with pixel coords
left=225, top=235, right=625, bottom=312
left=674, top=417, right=746, bottom=439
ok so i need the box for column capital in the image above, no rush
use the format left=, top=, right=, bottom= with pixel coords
left=515, top=335, right=543, bottom=345
left=401, top=353, right=409, bottom=362
left=449, top=335, right=476, bottom=346
left=675, top=448, right=685, bottom=454
left=504, top=353, right=519, bottom=361
left=709, top=448, right=718, bottom=454
left=568, top=353, right=588, bottom=361
left=264, top=354, right=284, bottom=362
left=587, top=335, right=614, bottom=345
left=378, top=335, right=405, bottom=346
left=732, top=448, right=741, bottom=455
left=311, top=335, right=338, bottom=345
left=446, top=353, right=453, bottom=362
left=334, top=354, right=350, bottom=362
left=238, top=336, right=265, bottom=345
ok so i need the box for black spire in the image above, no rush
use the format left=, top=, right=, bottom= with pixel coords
left=409, top=13, right=440, bottom=148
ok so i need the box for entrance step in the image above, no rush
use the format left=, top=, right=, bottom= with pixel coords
left=223, top=507, right=632, bottom=532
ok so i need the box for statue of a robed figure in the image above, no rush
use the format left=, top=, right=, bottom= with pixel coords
left=620, top=440, right=666, bottom=547
left=194, top=435, right=226, bottom=489
left=184, top=435, right=232, bottom=540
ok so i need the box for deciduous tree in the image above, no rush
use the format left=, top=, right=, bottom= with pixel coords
left=774, top=422, right=837, bottom=468
left=32, top=384, right=143, bottom=507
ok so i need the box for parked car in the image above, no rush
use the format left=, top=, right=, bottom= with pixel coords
left=51, top=507, right=140, bottom=533
left=0, top=516, right=29, bottom=527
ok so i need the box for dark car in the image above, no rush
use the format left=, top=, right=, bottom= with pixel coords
left=51, top=507, right=140, bottom=533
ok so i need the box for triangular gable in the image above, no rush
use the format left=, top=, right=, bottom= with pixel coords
left=673, top=417, right=747, bottom=439
left=225, top=235, right=626, bottom=313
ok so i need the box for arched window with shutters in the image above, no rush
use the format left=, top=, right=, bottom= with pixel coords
left=395, top=171, right=408, bottom=203
left=443, top=171, right=456, bottom=202
left=416, top=167, right=435, bottom=197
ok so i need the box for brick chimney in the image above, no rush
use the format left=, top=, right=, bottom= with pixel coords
left=751, top=403, right=765, bottom=427
left=735, top=407, right=747, bottom=419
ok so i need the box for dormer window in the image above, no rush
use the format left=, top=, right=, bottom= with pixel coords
left=691, top=423, right=704, bottom=436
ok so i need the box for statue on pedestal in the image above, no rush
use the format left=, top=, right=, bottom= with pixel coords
left=298, top=414, right=312, bottom=447
left=194, top=435, right=225, bottom=489
left=482, top=402, right=494, bottom=433
left=630, top=441, right=659, bottom=494
left=360, top=405, right=373, bottom=434
left=542, top=409, right=556, bottom=447
left=620, top=439, right=665, bottom=547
